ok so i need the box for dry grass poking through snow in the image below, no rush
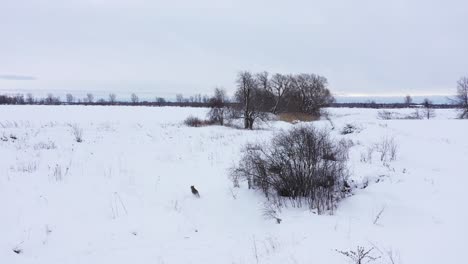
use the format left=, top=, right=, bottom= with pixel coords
left=277, top=112, right=320, bottom=123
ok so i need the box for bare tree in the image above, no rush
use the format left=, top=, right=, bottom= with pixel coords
left=14, top=94, right=25, bottom=104
left=289, top=73, right=334, bottom=116
left=256, top=71, right=276, bottom=113
left=86, top=93, right=94, bottom=103
left=256, top=71, right=270, bottom=91
left=207, top=87, right=227, bottom=125
left=231, top=71, right=269, bottom=129
left=404, top=95, right=412, bottom=106
left=26, top=93, right=34, bottom=104
left=45, top=93, right=54, bottom=104
left=108, top=93, right=117, bottom=104
left=131, top=93, right=139, bottom=104
left=455, top=77, right=468, bottom=119
left=45, top=93, right=60, bottom=105
left=176, top=94, right=184, bottom=103
left=422, top=98, right=435, bottom=119
left=155, top=97, right=166, bottom=104
left=235, top=71, right=256, bottom=129
left=269, top=73, right=292, bottom=114
left=66, top=93, right=74, bottom=104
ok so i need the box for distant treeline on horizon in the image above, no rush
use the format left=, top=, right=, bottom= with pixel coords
left=0, top=92, right=457, bottom=108
left=335, top=95, right=453, bottom=104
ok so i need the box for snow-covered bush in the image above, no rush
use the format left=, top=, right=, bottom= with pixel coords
left=336, top=246, right=380, bottom=264
left=231, top=125, right=349, bottom=214
left=377, top=110, right=396, bottom=120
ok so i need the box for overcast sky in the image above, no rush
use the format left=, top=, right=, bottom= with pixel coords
left=1, top=0, right=467, bottom=98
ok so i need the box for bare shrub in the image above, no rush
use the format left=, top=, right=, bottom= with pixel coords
left=405, top=109, right=423, bottom=119
left=262, top=202, right=282, bottom=224
left=34, top=141, right=57, bottom=150
left=377, top=110, right=404, bottom=120
left=377, top=110, right=394, bottom=120
left=376, top=137, right=398, bottom=163
left=183, top=116, right=213, bottom=127
left=52, top=164, right=63, bottom=181
left=341, top=124, right=360, bottom=135
left=336, top=246, right=380, bottom=264
left=70, top=124, right=83, bottom=142
left=379, top=109, right=423, bottom=120
left=207, top=87, right=228, bottom=125
left=321, top=109, right=335, bottom=130
left=360, top=145, right=376, bottom=163
left=231, top=125, right=349, bottom=214
left=370, top=243, right=402, bottom=264
left=15, top=162, right=38, bottom=173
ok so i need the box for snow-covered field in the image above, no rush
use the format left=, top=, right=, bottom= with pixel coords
left=1, top=106, right=466, bottom=264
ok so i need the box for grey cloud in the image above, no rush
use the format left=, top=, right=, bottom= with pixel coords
left=0, top=75, right=36, bottom=80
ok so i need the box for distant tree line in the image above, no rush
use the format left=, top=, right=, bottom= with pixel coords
left=330, top=93, right=464, bottom=110
left=0, top=92, right=459, bottom=109
left=0, top=92, right=214, bottom=107
left=330, top=102, right=458, bottom=109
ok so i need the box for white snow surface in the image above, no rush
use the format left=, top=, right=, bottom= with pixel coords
left=0, top=106, right=466, bottom=263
